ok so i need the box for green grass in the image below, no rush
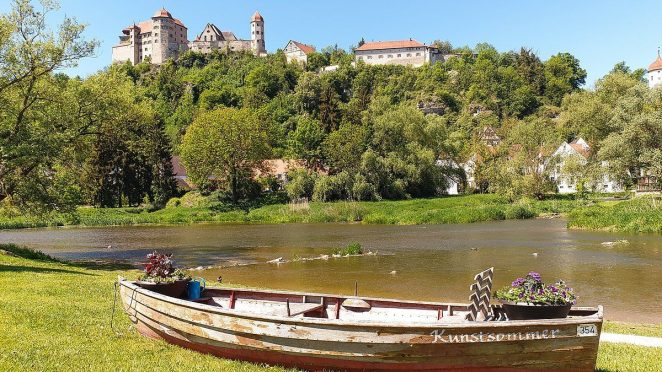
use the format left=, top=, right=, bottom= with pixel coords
left=0, top=244, right=659, bottom=371
left=0, top=245, right=288, bottom=372
left=604, top=321, right=662, bottom=338
left=568, top=196, right=662, bottom=234
left=0, top=194, right=593, bottom=229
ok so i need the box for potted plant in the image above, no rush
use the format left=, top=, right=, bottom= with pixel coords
left=136, top=251, right=190, bottom=298
left=494, top=272, right=576, bottom=320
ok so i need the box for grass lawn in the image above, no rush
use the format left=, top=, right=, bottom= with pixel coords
left=0, top=193, right=592, bottom=229
left=1, top=244, right=660, bottom=371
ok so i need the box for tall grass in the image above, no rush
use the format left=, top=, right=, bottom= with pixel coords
left=568, top=196, right=662, bottom=233
left=0, top=194, right=598, bottom=230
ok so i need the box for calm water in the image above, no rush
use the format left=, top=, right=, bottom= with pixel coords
left=2, top=219, right=661, bottom=323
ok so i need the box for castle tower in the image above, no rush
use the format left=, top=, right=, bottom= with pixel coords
left=250, top=11, right=265, bottom=55
left=648, top=48, right=662, bottom=88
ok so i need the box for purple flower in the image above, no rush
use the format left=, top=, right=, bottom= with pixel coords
left=511, top=278, right=525, bottom=287
left=528, top=272, right=542, bottom=282
left=518, top=293, right=524, bottom=299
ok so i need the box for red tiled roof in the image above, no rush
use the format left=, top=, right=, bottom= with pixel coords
left=173, top=18, right=187, bottom=29
left=355, top=39, right=425, bottom=51
left=569, top=143, right=590, bottom=159
left=649, top=55, right=662, bottom=71
left=125, top=20, right=153, bottom=34
left=153, top=8, right=172, bottom=18
left=251, top=11, right=264, bottom=22
left=290, top=40, right=315, bottom=55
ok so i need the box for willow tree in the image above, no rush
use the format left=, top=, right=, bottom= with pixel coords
left=180, top=108, right=270, bottom=201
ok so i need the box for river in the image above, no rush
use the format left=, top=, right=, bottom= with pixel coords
left=1, top=219, right=660, bottom=323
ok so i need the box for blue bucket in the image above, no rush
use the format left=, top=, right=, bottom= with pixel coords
left=187, top=278, right=206, bottom=300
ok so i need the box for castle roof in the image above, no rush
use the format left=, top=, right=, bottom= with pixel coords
left=289, top=40, right=315, bottom=55
left=251, top=11, right=264, bottom=22
left=153, top=8, right=172, bottom=18
left=649, top=52, right=662, bottom=71
left=355, top=39, right=426, bottom=51
left=150, top=8, right=186, bottom=29
left=222, top=31, right=237, bottom=41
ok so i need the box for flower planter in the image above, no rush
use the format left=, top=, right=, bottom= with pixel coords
left=136, top=278, right=190, bottom=298
left=501, top=301, right=572, bottom=320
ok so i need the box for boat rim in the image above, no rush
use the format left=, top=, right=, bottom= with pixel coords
left=119, top=277, right=603, bottom=328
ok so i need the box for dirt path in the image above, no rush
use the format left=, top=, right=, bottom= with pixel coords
left=601, top=333, right=662, bottom=347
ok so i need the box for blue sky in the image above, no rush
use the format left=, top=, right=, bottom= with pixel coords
left=2, top=0, right=660, bottom=86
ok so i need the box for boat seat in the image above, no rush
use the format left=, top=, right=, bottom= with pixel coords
left=286, top=302, right=324, bottom=317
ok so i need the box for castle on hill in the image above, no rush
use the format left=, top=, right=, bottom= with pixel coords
left=111, top=8, right=266, bottom=65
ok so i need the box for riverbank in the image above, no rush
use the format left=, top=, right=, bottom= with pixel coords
left=0, top=194, right=591, bottom=230
left=0, top=245, right=660, bottom=371
left=568, top=195, right=662, bottom=234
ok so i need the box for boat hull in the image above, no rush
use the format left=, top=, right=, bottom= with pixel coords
left=119, top=281, right=602, bottom=371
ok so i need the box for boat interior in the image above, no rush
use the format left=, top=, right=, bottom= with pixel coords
left=164, top=286, right=600, bottom=324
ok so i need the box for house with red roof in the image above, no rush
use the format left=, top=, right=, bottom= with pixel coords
left=549, top=138, right=623, bottom=194
left=283, top=40, right=316, bottom=64
left=112, top=8, right=189, bottom=65
left=354, top=39, right=443, bottom=67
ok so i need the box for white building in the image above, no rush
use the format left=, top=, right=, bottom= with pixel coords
left=283, top=40, right=315, bottom=64
left=112, top=8, right=189, bottom=65
left=549, top=138, right=623, bottom=194
left=354, top=39, right=442, bottom=67
left=648, top=50, right=662, bottom=88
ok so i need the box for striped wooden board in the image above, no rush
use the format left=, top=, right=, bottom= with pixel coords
left=466, top=267, right=494, bottom=321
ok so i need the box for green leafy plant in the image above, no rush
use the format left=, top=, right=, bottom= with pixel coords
left=495, top=272, right=576, bottom=305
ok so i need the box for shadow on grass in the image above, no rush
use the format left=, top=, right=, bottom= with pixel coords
left=0, top=264, right=96, bottom=276
left=68, top=260, right=137, bottom=271
left=1, top=244, right=136, bottom=272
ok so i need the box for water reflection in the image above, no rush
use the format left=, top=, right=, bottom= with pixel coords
left=1, top=219, right=660, bottom=322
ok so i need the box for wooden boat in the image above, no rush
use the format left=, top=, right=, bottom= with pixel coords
left=118, top=269, right=603, bottom=371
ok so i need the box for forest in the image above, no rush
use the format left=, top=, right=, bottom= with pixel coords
left=1, top=0, right=660, bottom=217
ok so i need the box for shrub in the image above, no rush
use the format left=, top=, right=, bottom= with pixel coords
left=178, top=192, right=210, bottom=208
left=165, top=197, right=181, bottom=209
left=505, top=205, right=535, bottom=219
left=285, top=169, right=317, bottom=200
left=351, top=174, right=377, bottom=201
left=312, top=172, right=353, bottom=202
left=333, top=242, right=363, bottom=256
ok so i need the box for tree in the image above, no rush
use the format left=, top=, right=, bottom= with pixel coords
left=322, top=123, right=368, bottom=172
left=0, top=0, right=97, bottom=212
left=544, top=53, right=587, bottom=105
left=293, top=72, right=321, bottom=115
left=80, top=70, right=176, bottom=208
left=305, top=52, right=330, bottom=72
left=431, top=40, right=453, bottom=54
left=180, top=108, right=270, bottom=202
left=488, top=117, right=560, bottom=199
left=598, top=86, right=662, bottom=187
left=287, top=115, right=325, bottom=169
